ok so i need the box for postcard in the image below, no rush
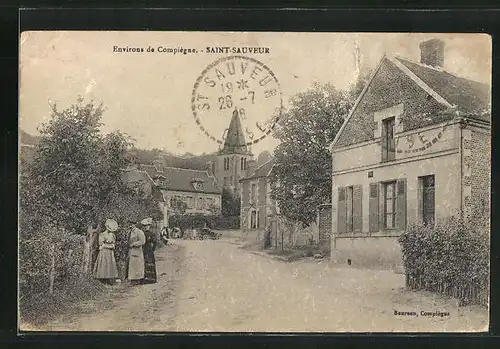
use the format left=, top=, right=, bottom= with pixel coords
left=19, top=31, right=491, bottom=332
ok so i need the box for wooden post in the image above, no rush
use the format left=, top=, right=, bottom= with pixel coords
left=48, top=244, right=56, bottom=295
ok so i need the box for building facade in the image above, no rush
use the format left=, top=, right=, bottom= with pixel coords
left=124, top=163, right=222, bottom=228
left=329, top=39, right=491, bottom=270
left=239, top=158, right=276, bottom=232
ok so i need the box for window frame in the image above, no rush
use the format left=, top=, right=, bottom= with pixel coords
left=382, top=117, right=396, bottom=162
left=382, top=181, right=397, bottom=229
left=346, top=186, right=354, bottom=232
left=420, top=175, right=435, bottom=226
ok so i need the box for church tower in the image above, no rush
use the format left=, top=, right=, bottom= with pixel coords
left=214, top=108, right=253, bottom=195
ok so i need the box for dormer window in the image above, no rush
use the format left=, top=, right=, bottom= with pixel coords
left=191, top=178, right=204, bottom=191
left=155, top=175, right=168, bottom=187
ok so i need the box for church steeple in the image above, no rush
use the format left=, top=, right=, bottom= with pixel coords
left=220, top=108, right=249, bottom=155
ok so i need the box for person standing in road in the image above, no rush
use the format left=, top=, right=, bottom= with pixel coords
left=93, top=219, right=120, bottom=285
left=127, top=219, right=146, bottom=286
left=141, top=217, right=158, bottom=284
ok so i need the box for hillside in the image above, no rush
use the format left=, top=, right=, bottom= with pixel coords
left=19, top=130, right=40, bottom=146
left=19, top=130, right=272, bottom=171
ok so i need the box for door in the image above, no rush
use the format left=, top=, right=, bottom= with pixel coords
left=250, top=210, right=257, bottom=229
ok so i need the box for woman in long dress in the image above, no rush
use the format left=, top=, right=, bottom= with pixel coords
left=141, top=217, right=157, bottom=284
left=127, top=220, right=146, bottom=286
left=93, top=219, right=119, bottom=284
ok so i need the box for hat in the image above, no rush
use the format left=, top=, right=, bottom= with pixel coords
left=105, top=219, right=119, bottom=232
left=141, top=217, right=153, bottom=226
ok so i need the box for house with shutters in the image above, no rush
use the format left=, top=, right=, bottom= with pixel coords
left=239, top=158, right=276, bottom=232
left=328, top=38, right=491, bottom=270
left=123, top=162, right=222, bottom=228
left=141, top=163, right=222, bottom=216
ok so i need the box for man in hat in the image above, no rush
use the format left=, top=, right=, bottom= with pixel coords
left=141, top=217, right=158, bottom=284
left=127, top=218, right=146, bottom=285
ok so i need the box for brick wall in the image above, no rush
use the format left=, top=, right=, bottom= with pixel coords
left=318, top=204, right=332, bottom=254
left=462, top=124, right=491, bottom=219
left=335, top=58, right=448, bottom=148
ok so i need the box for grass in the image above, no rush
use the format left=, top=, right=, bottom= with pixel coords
left=19, top=276, right=108, bottom=329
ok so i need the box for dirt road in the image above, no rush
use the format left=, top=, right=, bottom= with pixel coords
left=44, top=239, right=488, bottom=332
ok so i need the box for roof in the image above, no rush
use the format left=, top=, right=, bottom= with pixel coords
left=241, top=158, right=275, bottom=181
left=219, top=108, right=250, bottom=155
left=139, top=164, right=221, bottom=195
left=395, top=57, right=491, bottom=118
left=330, top=54, right=491, bottom=150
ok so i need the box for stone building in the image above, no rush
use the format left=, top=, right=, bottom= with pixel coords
left=212, top=108, right=255, bottom=196
left=123, top=163, right=222, bottom=228
left=239, top=158, right=276, bottom=232
left=328, top=39, right=491, bottom=270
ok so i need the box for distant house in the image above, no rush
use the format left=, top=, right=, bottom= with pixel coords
left=328, top=39, right=491, bottom=270
left=239, top=158, right=276, bottom=231
left=141, top=162, right=221, bottom=217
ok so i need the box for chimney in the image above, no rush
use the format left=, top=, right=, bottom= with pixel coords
left=419, top=39, right=445, bottom=68
left=246, top=159, right=257, bottom=177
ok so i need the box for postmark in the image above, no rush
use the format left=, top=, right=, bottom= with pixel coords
left=191, top=55, right=283, bottom=146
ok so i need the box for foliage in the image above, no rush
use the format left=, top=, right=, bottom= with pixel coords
left=398, top=214, right=489, bottom=306
left=221, top=188, right=241, bottom=217
left=129, top=147, right=217, bottom=170
left=169, top=214, right=240, bottom=230
left=19, top=96, right=163, bottom=313
left=270, top=78, right=367, bottom=227
left=170, top=196, right=188, bottom=215
left=26, top=97, right=136, bottom=234
left=207, top=203, right=222, bottom=216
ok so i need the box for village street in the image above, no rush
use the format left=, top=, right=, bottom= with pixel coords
left=44, top=236, right=488, bottom=333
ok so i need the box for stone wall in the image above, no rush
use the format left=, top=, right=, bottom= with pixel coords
left=318, top=204, right=332, bottom=255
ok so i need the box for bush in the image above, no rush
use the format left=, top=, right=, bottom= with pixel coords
left=169, top=214, right=240, bottom=230
left=398, top=215, right=489, bottom=306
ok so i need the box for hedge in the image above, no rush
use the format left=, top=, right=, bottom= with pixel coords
left=398, top=215, right=489, bottom=306
left=169, top=214, right=240, bottom=230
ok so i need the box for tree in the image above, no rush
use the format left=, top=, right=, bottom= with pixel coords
left=170, top=197, right=188, bottom=215
left=257, top=151, right=272, bottom=166
left=271, top=75, right=369, bottom=227
left=20, top=96, right=163, bottom=278
left=221, top=188, right=240, bottom=217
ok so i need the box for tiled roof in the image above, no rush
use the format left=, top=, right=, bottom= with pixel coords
left=395, top=57, right=491, bottom=120
left=219, top=108, right=250, bottom=155
left=139, top=164, right=221, bottom=194
left=241, top=158, right=275, bottom=181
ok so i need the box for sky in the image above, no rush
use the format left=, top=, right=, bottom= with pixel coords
left=19, top=32, right=491, bottom=156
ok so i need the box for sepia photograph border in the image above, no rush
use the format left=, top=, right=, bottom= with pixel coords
left=4, top=5, right=500, bottom=346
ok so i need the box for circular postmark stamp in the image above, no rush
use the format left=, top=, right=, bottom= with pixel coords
left=191, top=56, right=282, bottom=147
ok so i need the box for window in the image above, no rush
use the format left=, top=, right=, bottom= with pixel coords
left=383, top=181, right=397, bottom=229
left=240, top=158, right=247, bottom=171
left=187, top=196, right=194, bottom=209
left=224, top=157, right=230, bottom=171
left=251, top=183, right=257, bottom=203
left=338, top=185, right=362, bottom=234
left=346, top=186, right=354, bottom=232
left=382, top=117, right=396, bottom=162
left=420, top=175, right=435, bottom=225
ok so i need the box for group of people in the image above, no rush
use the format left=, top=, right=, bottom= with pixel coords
left=93, top=217, right=158, bottom=286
